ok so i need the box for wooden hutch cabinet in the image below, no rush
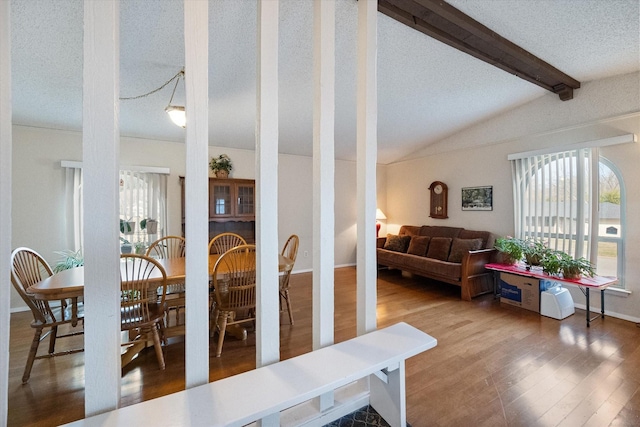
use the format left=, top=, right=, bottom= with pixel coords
left=180, top=177, right=256, bottom=243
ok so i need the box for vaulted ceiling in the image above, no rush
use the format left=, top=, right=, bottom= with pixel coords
left=9, top=0, right=640, bottom=164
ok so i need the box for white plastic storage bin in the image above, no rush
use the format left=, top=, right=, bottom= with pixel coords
left=540, top=286, right=575, bottom=320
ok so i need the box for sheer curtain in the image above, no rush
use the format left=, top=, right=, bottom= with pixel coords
left=63, top=164, right=168, bottom=250
left=119, top=170, right=168, bottom=245
left=64, top=166, right=84, bottom=251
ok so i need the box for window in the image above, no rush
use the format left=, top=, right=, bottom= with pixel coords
left=511, top=148, right=625, bottom=287
left=119, top=170, right=168, bottom=245
left=63, top=163, right=169, bottom=251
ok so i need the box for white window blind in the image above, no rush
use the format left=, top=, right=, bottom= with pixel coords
left=511, top=148, right=595, bottom=260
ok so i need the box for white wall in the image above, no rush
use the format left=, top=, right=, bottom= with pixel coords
left=11, top=126, right=365, bottom=310
left=385, top=72, right=640, bottom=321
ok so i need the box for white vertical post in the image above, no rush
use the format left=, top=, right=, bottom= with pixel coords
left=184, top=0, right=210, bottom=388
left=83, top=0, right=121, bottom=415
left=256, top=0, right=280, bottom=367
left=313, top=0, right=336, bottom=412
left=256, top=1, right=280, bottom=425
left=312, top=0, right=335, bottom=349
left=0, top=1, right=12, bottom=424
left=356, top=0, right=378, bottom=335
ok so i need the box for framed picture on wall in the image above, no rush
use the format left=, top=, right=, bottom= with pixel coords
left=461, top=186, right=493, bottom=211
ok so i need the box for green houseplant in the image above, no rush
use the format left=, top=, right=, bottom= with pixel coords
left=558, top=253, right=595, bottom=279
left=52, top=249, right=84, bottom=273
left=494, top=237, right=524, bottom=265
left=140, top=218, right=158, bottom=234
left=120, top=237, right=132, bottom=254
left=539, top=250, right=561, bottom=275
left=120, top=218, right=135, bottom=234
left=539, top=249, right=595, bottom=279
left=134, top=241, right=147, bottom=255
left=209, top=154, right=233, bottom=178
left=522, top=239, right=548, bottom=267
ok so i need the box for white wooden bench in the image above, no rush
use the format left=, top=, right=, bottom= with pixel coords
left=65, top=322, right=437, bottom=427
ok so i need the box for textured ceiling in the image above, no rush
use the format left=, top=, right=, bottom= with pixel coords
left=9, top=0, right=640, bottom=164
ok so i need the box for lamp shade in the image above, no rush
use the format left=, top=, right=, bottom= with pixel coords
left=376, top=208, right=387, bottom=220
left=165, top=106, right=186, bottom=128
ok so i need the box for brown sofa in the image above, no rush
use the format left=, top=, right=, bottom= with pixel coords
left=377, top=225, right=496, bottom=301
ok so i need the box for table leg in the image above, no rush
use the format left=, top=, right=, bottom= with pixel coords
left=71, top=297, right=79, bottom=327
left=601, top=289, right=605, bottom=319
left=586, top=287, right=590, bottom=328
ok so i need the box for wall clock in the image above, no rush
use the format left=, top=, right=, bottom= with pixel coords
left=429, top=181, right=448, bottom=219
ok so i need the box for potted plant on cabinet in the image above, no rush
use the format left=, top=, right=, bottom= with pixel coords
left=209, top=154, right=233, bottom=178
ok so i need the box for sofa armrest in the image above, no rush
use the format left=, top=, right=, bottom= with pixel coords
left=460, top=248, right=496, bottom=300
left=462, top=248, right=496, bottom=276
left=376, top=237, right=386, bottom=248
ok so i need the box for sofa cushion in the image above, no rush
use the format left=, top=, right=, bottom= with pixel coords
left=398, top=225, right=422, bottom=237
left=458, top=230, right=492, bottom=249
left=426, top=237, right=452, bottom=261
left=420, top=226, right=463, bottom=239
left=407, top=236, right=431, bottom=256
left=447, top=238, right=483, bottom=263
left=383, top=234, right=411, bottom=253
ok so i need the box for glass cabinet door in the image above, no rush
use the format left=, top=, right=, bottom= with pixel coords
left=236, top=184, right=255, bottom=217
left=210, top=183, right=232, bottom=217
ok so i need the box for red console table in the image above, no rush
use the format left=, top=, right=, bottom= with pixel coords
left=485, top=263, right=618, bottom=327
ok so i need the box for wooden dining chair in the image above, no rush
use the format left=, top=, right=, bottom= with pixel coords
left=208, top=233, right=247, bottom=317
left=146, top=236, right=186, bottom=326
left=120, top=254, right=168, bottom=370
left=210, top=244, right=256, bottom=357
left=10, top=247, right=84, bottom=383
left=280, top=234, right=299, bottom=325
left=208, top=232, right=246, bottom=255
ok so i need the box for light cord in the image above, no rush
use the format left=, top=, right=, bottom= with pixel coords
left=119, top=69, right=184, bottom=101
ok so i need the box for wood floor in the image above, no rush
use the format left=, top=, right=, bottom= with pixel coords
left=8, top=267, right=640, bottom=426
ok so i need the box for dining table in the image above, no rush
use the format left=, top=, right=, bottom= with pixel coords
left=30, top=253, right=293, bottom=301
left=29, top=253, right=294, bottom=367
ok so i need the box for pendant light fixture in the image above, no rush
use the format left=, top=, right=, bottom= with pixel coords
left=165, top=69, right=186, bottom=128
left=120, top=68, right=186, bottom=128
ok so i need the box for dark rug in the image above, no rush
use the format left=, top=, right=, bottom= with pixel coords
left=324, top=405, right=411, bottom=427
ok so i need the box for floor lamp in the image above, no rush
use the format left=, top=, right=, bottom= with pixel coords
left=376, top=208, right=387, bottom=237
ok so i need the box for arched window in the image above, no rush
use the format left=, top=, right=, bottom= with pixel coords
left=596, top=157, right=625, bottom=286
left=511, top=148, right=626, bottom=287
